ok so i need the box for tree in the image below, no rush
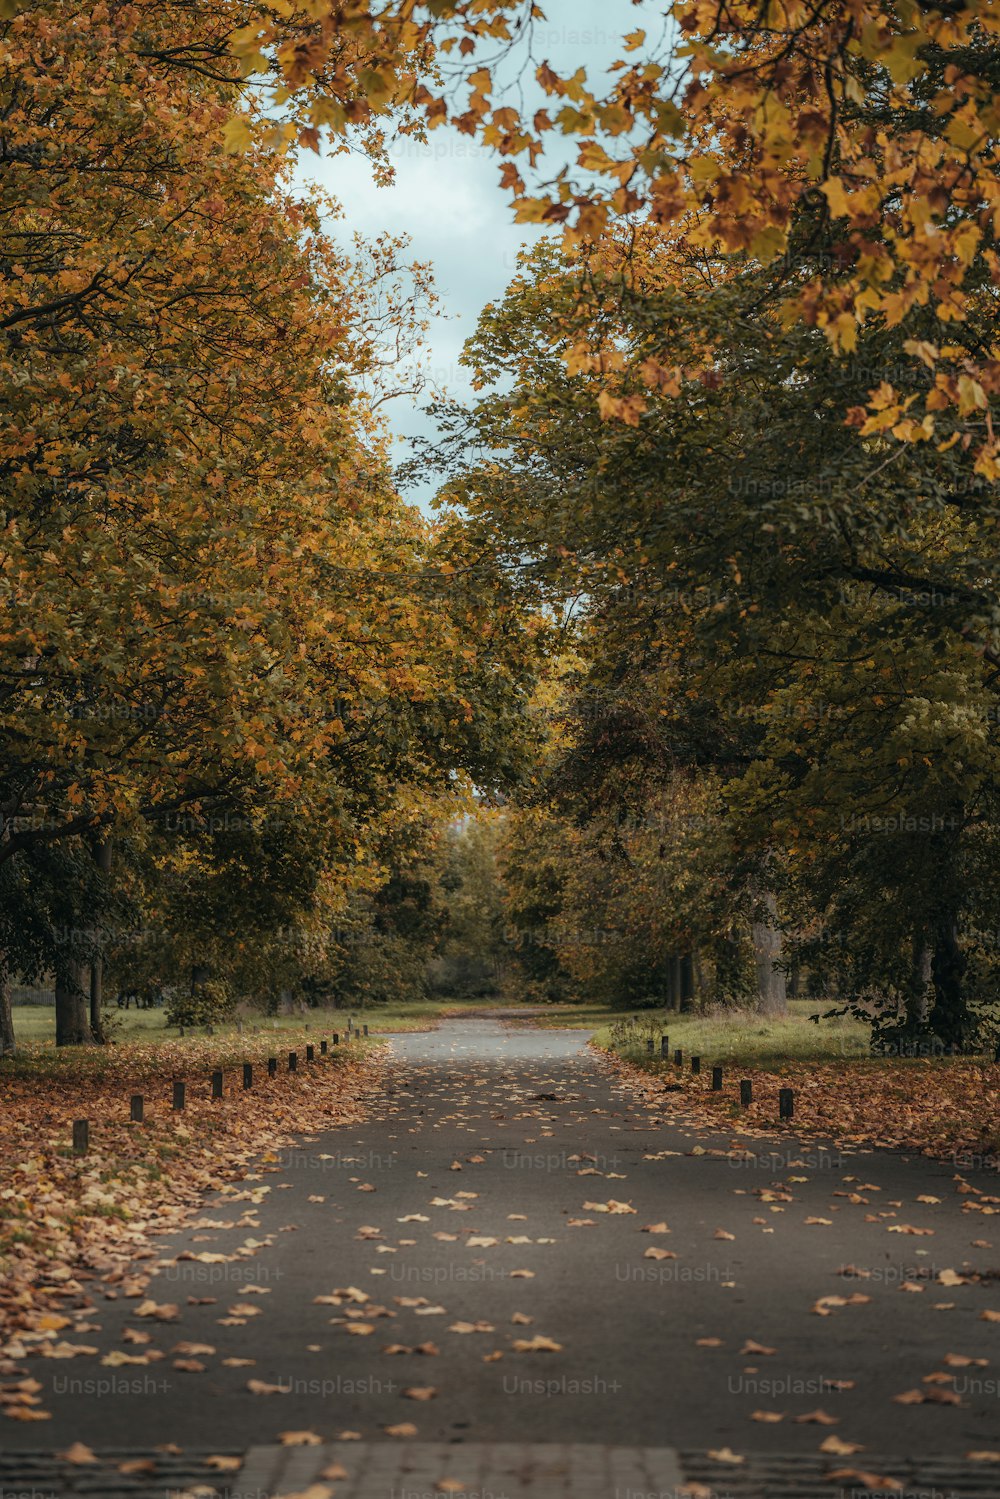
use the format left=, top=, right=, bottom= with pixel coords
left=0, top=1, right=543, bottom=1047
left=244, top=0, right=1000, bottom=472
left=424, top=228, right=1000, bottom=1044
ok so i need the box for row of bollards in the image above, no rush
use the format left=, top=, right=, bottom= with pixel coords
left=643, top=1031, right=795, bottom=1121
left=72, top=1021, right=373, bottom=1154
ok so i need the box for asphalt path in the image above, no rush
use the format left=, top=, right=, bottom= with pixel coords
left=4, top=1018, right=1000, bottom=1469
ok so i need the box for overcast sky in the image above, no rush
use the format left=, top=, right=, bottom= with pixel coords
left=293, top=1, right=632, bottom=508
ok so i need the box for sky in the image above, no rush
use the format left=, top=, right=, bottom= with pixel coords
left=292, top=1, right=634, bottom=508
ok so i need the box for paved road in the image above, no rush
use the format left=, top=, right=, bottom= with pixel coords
left=3, top=1019, right=1000, bottom=1496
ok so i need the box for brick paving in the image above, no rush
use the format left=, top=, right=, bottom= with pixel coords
left=2, top=1443, right=998, bottom=1498
left=236, top=1441, right=684, bottom=1497
left=235, top=1443, right=1000, bottom=1498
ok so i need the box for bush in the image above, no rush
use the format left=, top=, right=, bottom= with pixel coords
left=166, top=979, right=236, bottom=1029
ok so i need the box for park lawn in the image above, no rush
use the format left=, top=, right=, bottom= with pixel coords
left=4, top=1008, right=383, bottom=1084
left=6, top=994, right=625, bottom=1059
left=5, top=995, right=468, bottom=1060
left=594, top=1003, right=1000, bottom=1163
left=591, top=999, right=871, bottom=1064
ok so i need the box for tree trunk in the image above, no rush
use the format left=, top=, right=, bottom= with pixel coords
left=679, top=953, right=695, bottom=1012
left=787, top=958, right=800, bottom=1001
left=751, top=891, right=787, bottom=1016
left=56, top=960, right=90, bottom=1046
left=666, top=955, right=681, bottom=1010
left=0, top=969, right=15, bottom=1057
left=929, top=920, right=972, bottom=1050
left=90, top=837, right=112, bottom=1042
left=907, top=937, right=933, bottom=1032
left=90, top=959, right=105, bottom=1043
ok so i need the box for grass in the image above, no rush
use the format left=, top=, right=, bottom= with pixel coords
left=5, top=994, right=902, bottom=1074
left=6, top=993, right=609, bottom=1057
left=7, top=996, right=462, bottom=1050
left=10, top=1004, right=327, bottom=1046
left=592, top=999, right=873, bottom=1066
left=3, top=1006, right=380, bottom=1085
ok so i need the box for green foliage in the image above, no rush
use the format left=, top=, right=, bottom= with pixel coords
left=427, top=234, right=1000, bottom=1049
left=165, top=979, right=236, bottom=1031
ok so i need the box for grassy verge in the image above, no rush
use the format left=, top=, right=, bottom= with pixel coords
left=591, top=999, right=871, bottom=1064
left=595, top=1003, right=1000, bottom=1163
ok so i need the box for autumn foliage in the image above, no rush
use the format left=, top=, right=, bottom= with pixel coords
left=242, top=0, right=1000, bottom=473
left=0, top=1, right=538, bottom=1050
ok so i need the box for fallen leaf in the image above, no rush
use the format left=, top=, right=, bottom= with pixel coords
left=827, top=1471, right=902, bottom=1492
left=707, top=1448, right=744, bottom=1465
left=820, top=1436, right=864, bottom=1456
left=59, top=1444, right=97, bottom=1465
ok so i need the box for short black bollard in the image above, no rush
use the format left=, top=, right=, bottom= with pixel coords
left=267, top=1056, right=277, bottom=1078
left=243, top=1063, right=253, bottom=1090
left=172, top=1080, right=186, bottom=1111
left=211, top=1070, right=223, bottom=1099
left=306, top=1044, right=315, bottom=1062
left=646, top=1038, right=654, bottom=1055
left=660, top=1035, right=669, bottom=1058
left=288, top=1051, right=297, bottom=1072
left=363, top=1024, right=369, bottom=1038
left=691, top=1056, right=701, bottom=1075
left=673, top=1049, right=683, bottom=1066
left=320, top=1039, right=328, bottom=1056
left=332, top=1032, right=340, bottom=1046
left=740, top=1078, right=753, bottom=1108
left=130, top=1094, right=144, bottom=1123
left=72, top=1119, right=89, bottom=1155
left=779, top=1087, right=795, bottom=1120
left=711, top=1066, right=723, bottom=1092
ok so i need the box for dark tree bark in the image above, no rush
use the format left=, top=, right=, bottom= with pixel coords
left=907, top=936, right=933, bottom=1033
left=929, top=920, right=972, bottom=1049
left=56, top=960, right=90, bottom=1046
left=0, top=970, right=15, bottom=1057
left=89, top=837, right=113, bottom=1042
left=679, top=952, right=695, bottom=1012
left=90, top=959, right=105, bottom=1043
left=751, top=892, right=787, bottom=1016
